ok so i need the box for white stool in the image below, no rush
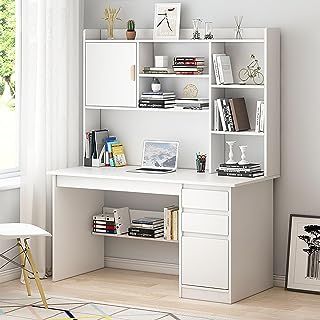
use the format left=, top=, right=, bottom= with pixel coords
left=0, top=223, right=51, bottom=308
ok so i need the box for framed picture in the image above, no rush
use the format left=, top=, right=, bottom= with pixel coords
left=286, top=214, right=320, bottom=293
left=153, top=3, right=181, bottom=40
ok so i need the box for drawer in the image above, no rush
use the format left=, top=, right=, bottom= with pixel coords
left=182, top=189, right=229, bottom=211
left=182, top=236, right=229, bottom=289
left=182, top=212, right=228, bottom=236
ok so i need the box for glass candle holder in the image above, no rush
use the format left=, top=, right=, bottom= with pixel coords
left=204, top=21, right=214, bottom=39
left=192, top=19, right=202, bottom=40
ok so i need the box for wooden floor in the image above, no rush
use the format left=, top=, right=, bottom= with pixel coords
left=2, top=268, right=320, bottom=320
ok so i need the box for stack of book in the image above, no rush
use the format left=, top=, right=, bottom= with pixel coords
left=213, top=97, right=250, bottom=132
left=175, top=98, right=209, bottom=110
left=172, top=56, right=206, bottom=75
left=139, top=91, right=176, bottom=109
left=164, top=205, right=179, bottom=241
left=105, top=136, right=127, bottom=167
left=92, top=213, right=117, bottom=234
left=216, top=163, right=264, bottom=178
left=142, top=66, right=173, bottom=74
left=92, top=207, right=131, bottom=235
left=128, top=217, right=164, bottom=239
left=212, top=54, right=234, bottom=84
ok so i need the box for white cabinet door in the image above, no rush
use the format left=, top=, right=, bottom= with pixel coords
left=85, top=42, right=137, bottom=107
left=182, top=236, right=229, bottom=290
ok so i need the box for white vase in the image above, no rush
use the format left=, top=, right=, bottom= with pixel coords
left=151, top=78, right=161, bottom=92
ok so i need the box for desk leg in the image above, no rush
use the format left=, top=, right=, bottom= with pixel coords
left=52, top=176, right=104, bottom=281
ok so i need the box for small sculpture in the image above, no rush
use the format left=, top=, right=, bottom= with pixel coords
left=226, top=141, right=237, bottom=164
left=234, top=16, right=243, bottom=39
left=239, top=54, right=264, bottom=85
left=183, top=84, right=198, bottom=98
left=238, top=145, right=249, bottom=165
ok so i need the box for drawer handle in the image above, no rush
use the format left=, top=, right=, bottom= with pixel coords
left=130, top=65, right=136, bottom=81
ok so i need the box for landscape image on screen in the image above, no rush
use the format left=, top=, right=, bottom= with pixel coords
left=142, top=141, right=178, bottom=168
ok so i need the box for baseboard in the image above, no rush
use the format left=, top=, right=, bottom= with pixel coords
left=273, top=275, right=285, bottom=287
left=104, top=257, right=284, bottom=287
left=0, top=267, right=20, bottom=284
left=104, top=256, right=179, bottom=275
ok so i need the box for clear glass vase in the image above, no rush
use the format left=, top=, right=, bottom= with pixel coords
left=192, top=19, right=202, bottom=40
left=204, top=22, right=214, bottom=39
left=106, top=20, right=115, bottom=39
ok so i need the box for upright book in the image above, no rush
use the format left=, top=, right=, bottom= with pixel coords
left=216, top=55, right=234, bottom=84
left=212, top=53, right=226, bottom=85
left=228, top=98, right=250, bottom=131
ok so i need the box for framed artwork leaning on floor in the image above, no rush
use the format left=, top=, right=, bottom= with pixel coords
left=286, top=214, right=320, bottom=293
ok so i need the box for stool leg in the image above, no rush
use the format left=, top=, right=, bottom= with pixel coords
left=24, top=239, right=48, bottom=309
left=17, top=238, right=32, bottom=296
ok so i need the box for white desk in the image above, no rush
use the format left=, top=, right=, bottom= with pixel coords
left=49, top=166, right=274, bottom=304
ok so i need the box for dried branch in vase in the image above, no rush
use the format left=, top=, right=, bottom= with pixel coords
left=103, top=5, right=121, bottom=39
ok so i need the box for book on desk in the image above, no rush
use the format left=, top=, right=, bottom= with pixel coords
left=84, top=129, right=127, bottom=168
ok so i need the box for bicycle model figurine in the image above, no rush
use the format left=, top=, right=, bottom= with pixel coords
left=238, top=54, right=264, bottom=85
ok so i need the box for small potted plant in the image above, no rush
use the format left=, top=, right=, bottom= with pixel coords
left=126, top=20, right=136, bottom=40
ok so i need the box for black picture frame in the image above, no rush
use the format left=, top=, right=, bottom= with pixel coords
left=285, top=214, right=320, bottom=294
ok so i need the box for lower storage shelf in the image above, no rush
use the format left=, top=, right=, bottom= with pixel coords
left=92, top=232, right=178, bottom=243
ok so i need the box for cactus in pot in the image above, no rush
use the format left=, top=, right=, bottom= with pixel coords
left=126, top=19, right=136, bottom=40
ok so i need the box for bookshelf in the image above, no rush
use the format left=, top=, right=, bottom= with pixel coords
left=211, top=84, right=264, bottom=89
left=138, top=73, right=210, bottom=78
left=83, top=27, right=280, bottom=178
left=49, top=28, right=279, bottom=304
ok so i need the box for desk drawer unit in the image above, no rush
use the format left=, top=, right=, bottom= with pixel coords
left=182, top=212, right=228, bottom=236
left=182, top=189, right=229, bottom=211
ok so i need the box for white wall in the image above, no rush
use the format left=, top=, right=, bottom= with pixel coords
left=84, top=0, right=320, bottom=277
left=0, top=188, right=20, bottom=274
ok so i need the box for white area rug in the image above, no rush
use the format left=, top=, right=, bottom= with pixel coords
left=0, top=292, right=228, bottom=320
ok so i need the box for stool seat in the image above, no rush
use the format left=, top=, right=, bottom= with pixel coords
left=0, top=223, right=51, bottom=239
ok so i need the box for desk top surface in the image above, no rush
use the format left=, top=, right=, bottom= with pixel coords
left=48, top=166, right=273, bottom=188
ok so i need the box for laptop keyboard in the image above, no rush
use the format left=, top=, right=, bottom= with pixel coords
left=136, top=168, right=172, bottom=172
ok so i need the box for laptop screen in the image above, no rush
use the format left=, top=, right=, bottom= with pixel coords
left=142, top=141, right=179, bottom=169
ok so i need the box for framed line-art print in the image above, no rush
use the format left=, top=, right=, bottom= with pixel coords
left=153, top=3, right=181, bottom=40
left=286, top=214, right=320, bottom=293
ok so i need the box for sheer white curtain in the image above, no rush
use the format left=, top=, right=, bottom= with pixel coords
left=20, top=0, right=81, bottom=276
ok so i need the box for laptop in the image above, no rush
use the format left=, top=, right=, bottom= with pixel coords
left=132, top=140, right=179, bottom=174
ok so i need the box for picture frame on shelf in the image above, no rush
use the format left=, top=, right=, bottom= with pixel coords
left=286, top=214, right=320, bottom=294
left=153, top=3, right=181, bottom=40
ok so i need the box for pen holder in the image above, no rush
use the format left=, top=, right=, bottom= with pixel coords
left=196, top=154, right=206, bottom=173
